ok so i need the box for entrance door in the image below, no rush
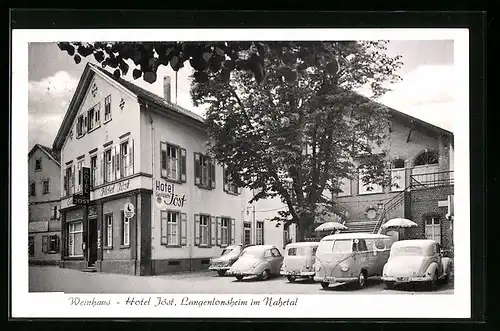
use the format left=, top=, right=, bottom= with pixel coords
left=87, top=217, right=98, bottom=267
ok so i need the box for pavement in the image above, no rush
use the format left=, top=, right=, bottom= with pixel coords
left=29, top=266, right=454, bottom=294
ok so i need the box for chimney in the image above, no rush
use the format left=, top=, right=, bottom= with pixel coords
left=163, top=76, right=172, bottom=103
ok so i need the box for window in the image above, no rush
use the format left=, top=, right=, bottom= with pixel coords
left=271, top=248, right=282, bottom=257
left=160, top=142, right=186, bottom=182
left=43, top=180, right=50, bottom=194
left=76, top=160, right=84, bottom=192
left=414, top=150, right=439, bottom=166
left=194, top=153, right=215, bottom=189
left=161, top=211, right=180, bottom=246
left=68, top=222, right=83, bottom=257
left=223, top=166, right=239, bottom=194
left=87, top=103, right=101, bottom=131
left=353, top=239, right=368, bottom=252
left=200, top=215, right=210, bottom=246
left=120, top=141, right=129, bottom=177
left=42, top=234, right=59, bottom=254
left=358, top=168, right=383, bottom=195
left=90, top=155, right=97, bottom=188
left=104, top=95, right=112, bottom=121
left=35, top=158, right=42, bottom=171
left=104, top=149, right=112, bottom=183
left=104, top=214, right=113, bottom=248
left=51, top=205, right=58, bottom=220
left=256, top=221, right=264, bottom=245
left=76, top=115, right=85, bottom=137
left=121, top=211, right=130, bottom=246
left=220, top=218, right=230, bottom=246
left=243, top=222, right=252, bottom=245
left=28, top=236, right=34, bottom=257
left=29, top=183, right=36, bottom=196
left=425, top=216, right=441, bottom=243
left=64, top=165, right=74, bottom=196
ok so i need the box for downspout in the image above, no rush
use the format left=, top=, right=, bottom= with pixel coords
left=146, top=102, right=155, bottom=275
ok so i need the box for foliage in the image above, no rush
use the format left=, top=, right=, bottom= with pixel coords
left=190, top=41, right=402, bottom=240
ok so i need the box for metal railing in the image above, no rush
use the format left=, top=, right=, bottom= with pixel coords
left=410, top=170, right=454, bottom=188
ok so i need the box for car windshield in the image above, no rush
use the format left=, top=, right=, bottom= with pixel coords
left=392, top=246, right=423, bottom=256
left=221, top=247, right=236, bottom=256
left=287, top=247, right=309, bottom=256
left=317, top=240, right=351, bottom=254
left=241, top=248, right=263, bottom=258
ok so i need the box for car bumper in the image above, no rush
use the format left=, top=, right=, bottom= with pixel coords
left=281, top=271, right=315, bottom=277
left=314, top=276, right=358, bottom=283
left=381, top=275, right=432, bottom=283
left=231, top=271, right=256, bottom=277
left=209, top=266, right=231, bottom=271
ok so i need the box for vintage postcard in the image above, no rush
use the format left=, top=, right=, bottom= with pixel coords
left=12, top=28, right=470, bottom=318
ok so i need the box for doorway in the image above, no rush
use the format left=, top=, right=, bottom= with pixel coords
left=87, top=217, right=98, bottom=267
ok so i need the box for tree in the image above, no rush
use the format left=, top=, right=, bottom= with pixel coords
left=56, top=41, right=352, bottom=85
left=190, top=41, right=402, bottom=241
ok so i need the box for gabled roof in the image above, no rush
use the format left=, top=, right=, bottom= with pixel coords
left=28, top=143, right=61, bottom=166
left=52, top=62, right=205, bottom=151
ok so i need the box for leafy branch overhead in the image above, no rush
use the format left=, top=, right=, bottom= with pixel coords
left=56, top=41, right=359, bottom=85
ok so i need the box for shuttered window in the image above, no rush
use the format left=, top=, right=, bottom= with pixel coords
left=194, top=153, right=215, bottom=189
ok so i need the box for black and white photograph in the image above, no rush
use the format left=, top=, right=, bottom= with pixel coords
left=12, top=27, right=471, bottom=319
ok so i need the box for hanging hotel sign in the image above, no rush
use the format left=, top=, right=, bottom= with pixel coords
left=73, top=167, right=91, bottom=205
left=154, top=180, right=187, bottom=208
left=124, top=202, right=135, bottom=219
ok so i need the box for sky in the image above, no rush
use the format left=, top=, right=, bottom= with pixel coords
left=27, top=40, right=455, bottom=150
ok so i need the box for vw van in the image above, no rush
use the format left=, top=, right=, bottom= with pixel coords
left=313, top=233, right=392, bottom=290
left=280, top=242, right=319, bottom=282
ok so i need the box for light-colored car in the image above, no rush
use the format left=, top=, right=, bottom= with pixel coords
left=280, top=242, right=319, bottom=282
left=229, top=245, right=283, bottom=281
left=314, top=233, right=392, bottom=290
left=209, top=244, right=249, bottom=276
left=381, top=239, right=453, bottom=290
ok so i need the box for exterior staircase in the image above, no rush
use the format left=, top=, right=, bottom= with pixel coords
left=341, top=220, right=379, bottom=233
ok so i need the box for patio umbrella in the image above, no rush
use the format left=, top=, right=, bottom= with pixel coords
left=381, top=218, right=418, bottom=229
left=314, top=222, right=348, bottom=232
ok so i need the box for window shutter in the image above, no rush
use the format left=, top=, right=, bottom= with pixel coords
left=180, top=213, right=187, bottom=246
left=216, top=217, right=222, bottom=246
left=210, top=216, right=216, bottom=247
left=84, top=115, right=88, bottom=131
left=111, top=149, right=116, bottom=182
left=115, top=145, right=121, bottom=180
left=160, top=142, right=167, bottom=177
left=100, top=152, right=104, bottom=184
left=42, top=235, right=48, bottom=253
left=71, top=164, right=75, bottom=191
left=63, top=173, right=67, bottom=193
left=194, top=214, right=200, bottom=246
left=129, top=138, right=134, bottom=176
left=237, top=187, right=241, bottom=195
left=262, top=222, right=265, bottom=244
left=194, top=153, right=201, bottom=186
left=223, top=166, right=228, bottom=192
left=210, top=160, right=216, bottom=189
left=180, top=148, right=187, bottom=183
left=230, top=218, right=236, bottom=244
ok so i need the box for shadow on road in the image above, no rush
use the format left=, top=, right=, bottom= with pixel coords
left=321, top=278, right=384, bottom=292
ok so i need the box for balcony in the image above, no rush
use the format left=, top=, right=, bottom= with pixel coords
left=410, top=170, right=454, bottom=189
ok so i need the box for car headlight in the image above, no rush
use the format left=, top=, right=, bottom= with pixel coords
left=339, top=263, right=349, bottom=272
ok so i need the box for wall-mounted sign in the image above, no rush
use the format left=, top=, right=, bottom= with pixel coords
left=73, top=194, right=90, bottom=205
left=124, top=202, right=135, bottom=219
left=154, top=180, right=187, bottom=208
left=99, top=180, right=131, bottom=198
left=28, top=221, right=49, bottom=233
left=88, top=206, right=97, bottom=217
left=82, top=167, right=91, bottom=199
left=66, top=209, right=84, bottom=222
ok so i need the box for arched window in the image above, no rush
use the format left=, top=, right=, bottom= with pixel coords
left=414, top=150, right=439, bottom=166
left=392, top=158, right=405, bottom=169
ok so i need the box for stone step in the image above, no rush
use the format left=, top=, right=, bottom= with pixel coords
left=83, top=267, right=97, bottom=273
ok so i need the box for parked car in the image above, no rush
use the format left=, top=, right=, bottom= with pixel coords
left=209, top=244, right=248, bottom=276
left=230, top=245, right=283, bottom=281
left=280, top=242, right=319, bottom=282
left=313, top=233, right=392, bottom=290
left=381, top=239, right=453, bottom=290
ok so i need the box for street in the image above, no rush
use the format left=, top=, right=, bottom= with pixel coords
left=29, top=266, right=454, bottom=294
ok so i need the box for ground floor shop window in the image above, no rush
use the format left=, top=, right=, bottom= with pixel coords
left=68, top=221, right=83, bottom=257
left=425, top=216, right=441, bottom=244
left=161, top=210, right=180, bottom=246
left=28, top=236, right=34, bottom=257
left=42, top=234, right=60, bottom=254
left=256, top=221, right=264, bottom=245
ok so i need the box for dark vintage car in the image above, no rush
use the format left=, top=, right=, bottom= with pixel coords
left=209, top=244, right=249, bottom=276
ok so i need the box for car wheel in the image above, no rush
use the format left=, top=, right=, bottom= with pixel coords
left=321, top=282, right=329, bottom=290
left=385, top=281, right=395, bottom=290
left=287, top=276, right=296, bottom=283
left=235, top=275, right=244, bottom=281
left=259, top=269, right=270, bottom=281
left=217, top=270, right=227, bottom=277
left=357, top=271, right=367, bottom=289
left=429, top=271, right=438, bottom=291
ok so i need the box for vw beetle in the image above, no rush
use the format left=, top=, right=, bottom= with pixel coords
left=381, top=239, right=453, bottom=290
left=230, top=245, right=283, bottom=281
left=209, top=244, right=248, bottom=276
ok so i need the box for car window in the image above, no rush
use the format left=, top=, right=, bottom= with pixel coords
left=353, top=239, right=368, bottom=252
left=312, top=247, right=318, bottom=256
left=264, top=250, right=272, bottom=258
left=271, top=248, right=282, bottom=257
